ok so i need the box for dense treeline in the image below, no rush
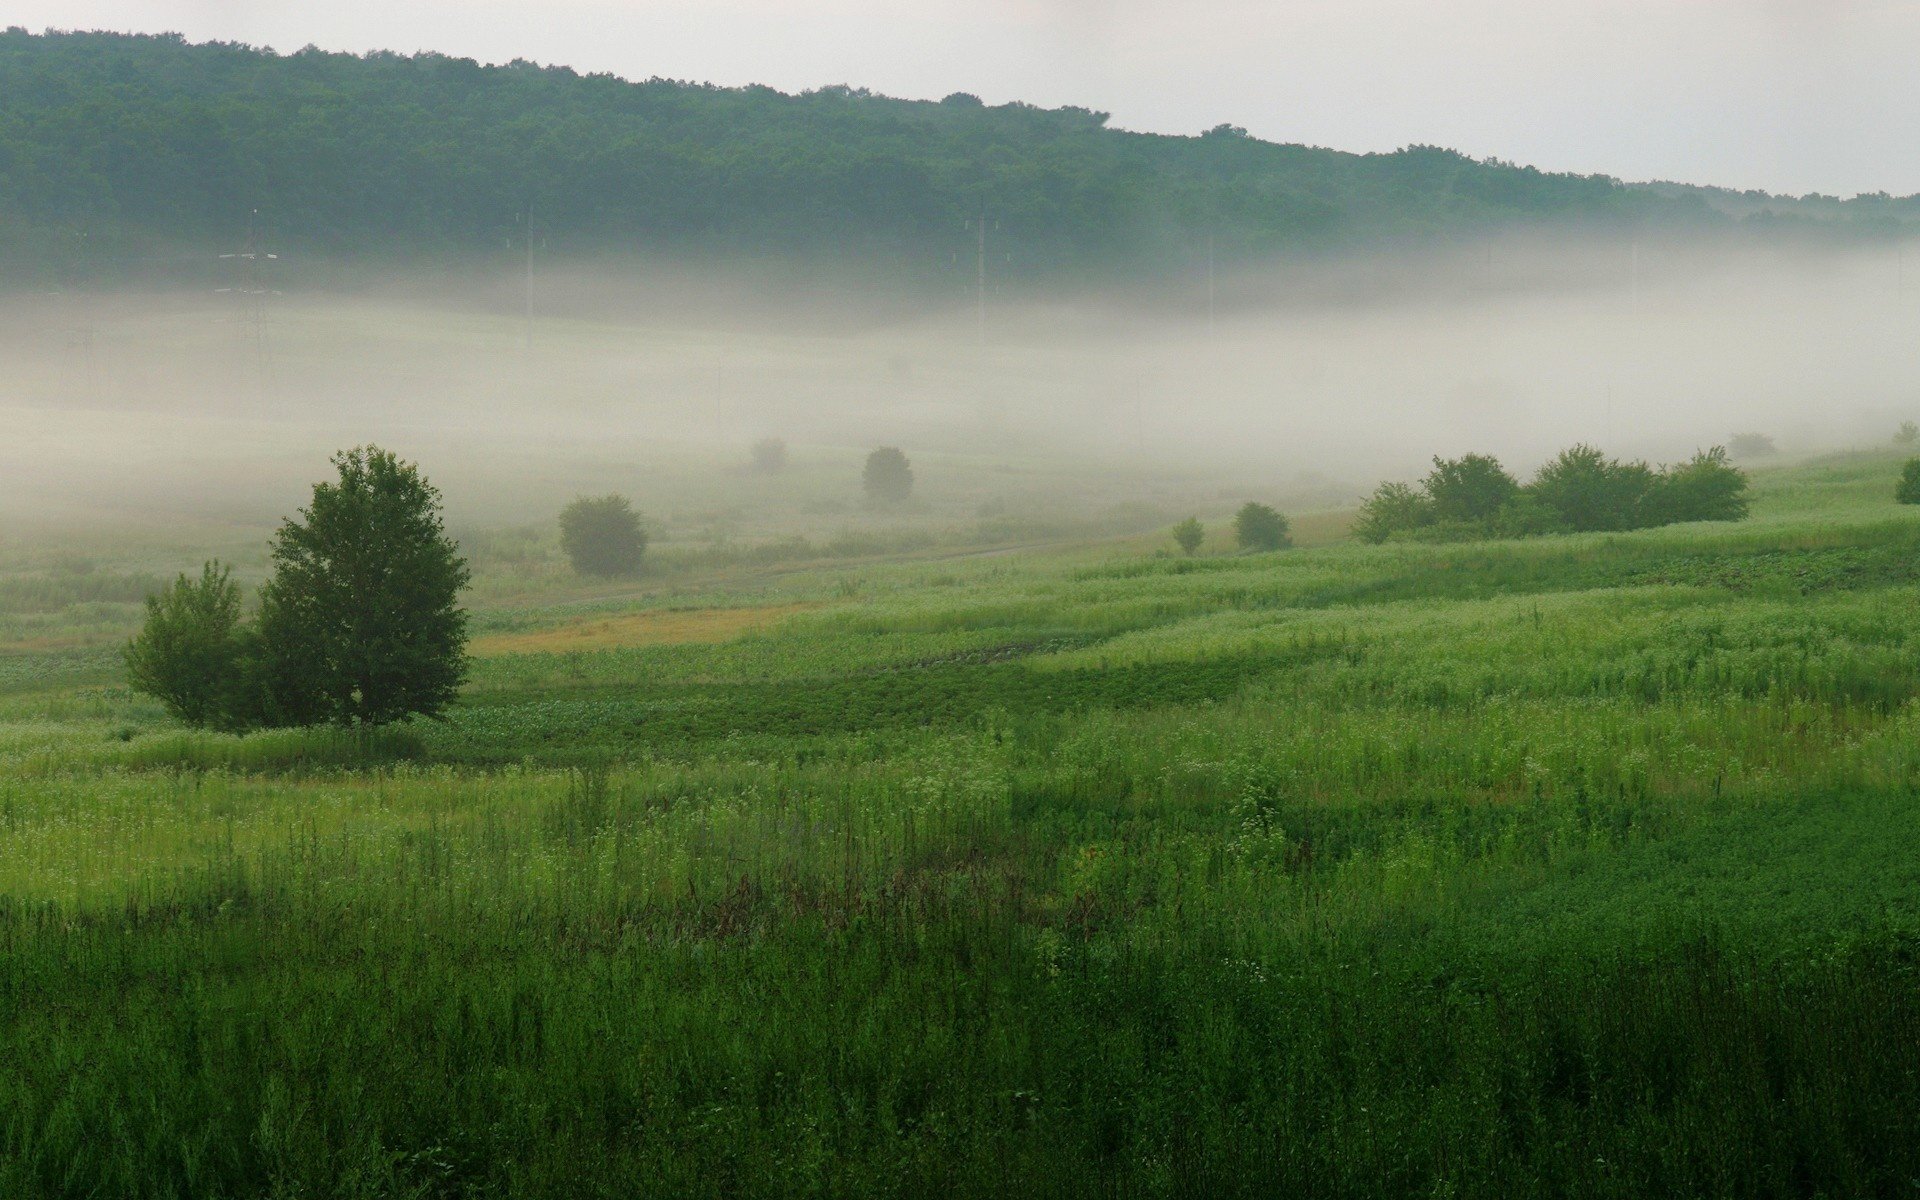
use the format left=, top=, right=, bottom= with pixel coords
left=1354, top=445, right=1750, bottom=543
left=9, top=30, right=1911, bottom=290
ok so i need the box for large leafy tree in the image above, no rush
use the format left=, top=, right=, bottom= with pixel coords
left=255, top=447, right=470, bottom=727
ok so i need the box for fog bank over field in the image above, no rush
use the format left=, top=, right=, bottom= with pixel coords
left=1, top=234, right=1915, bottom=534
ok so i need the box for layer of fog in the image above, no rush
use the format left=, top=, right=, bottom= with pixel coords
left=0, top=234, right=1915, bottom=538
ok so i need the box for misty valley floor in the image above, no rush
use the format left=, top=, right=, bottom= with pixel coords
left=5, top=452, right=1920, bottom=1196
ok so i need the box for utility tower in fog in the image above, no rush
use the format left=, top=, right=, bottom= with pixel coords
left=520, top=204, right=536, bottom=352
left=1207, top=229, right=1217, bottom=336
left=971, top=207, right=990, bottom=345
left=218, top=209, right=278, bottom=389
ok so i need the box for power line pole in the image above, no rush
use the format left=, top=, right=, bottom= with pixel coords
left=218, top=209, right=279, bottom=393
left=974, top=206, right=988, bottom=346
left=1629, top=238, right=1641, bottom=315
left=521, top=203, right=535, bottom=352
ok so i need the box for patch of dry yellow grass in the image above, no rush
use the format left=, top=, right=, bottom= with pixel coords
left=473, top=603, right=816, bottom=656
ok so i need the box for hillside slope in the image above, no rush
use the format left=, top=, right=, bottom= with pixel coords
left=7, top=29, right=1913, bottom=292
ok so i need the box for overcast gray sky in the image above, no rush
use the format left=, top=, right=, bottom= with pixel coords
left=13, top=0, right=1920, bottom=197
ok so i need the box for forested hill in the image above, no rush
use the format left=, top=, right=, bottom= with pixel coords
left=3, top=29, right=1915, bottom=291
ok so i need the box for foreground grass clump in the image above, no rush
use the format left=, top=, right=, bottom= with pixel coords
left=2, top=450, right=1920, bottom=1196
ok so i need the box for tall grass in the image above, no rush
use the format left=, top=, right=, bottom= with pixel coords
left=4, top=453, right=1920, bottom=1195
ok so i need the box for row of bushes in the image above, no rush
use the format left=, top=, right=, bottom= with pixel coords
left=1353, top=445, right=1750, bottom=544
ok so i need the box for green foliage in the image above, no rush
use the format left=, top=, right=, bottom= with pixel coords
left=1424, top=453, right=1519, bottom=523
left=21, top=450, right=1920, bottom=1195
left=1898, top=459, right=1920, bottom=505
left=1359, top=444, right=1750, bottom=544
left=863, top=447, right=914, bottom=504
left=1232, top=502, right=1291, bottom=551
left=1489, top=490, right=1570, bottom=538
left=1894, top=421, right=1918, bottom=446
left=559, top=494, right=648, bottom=577
left=1730, top=432, right=1778, bottom=459
left=1528, top=443, right=1654, bottom=531
left=1171, top=516, right=1203, bottom=555
left=1351, top=480, right=1433, bottom=543
left=0, top=31, right=1776, bottom=287
left=1643, top=446, right=1751, bottom=524
left=255, top=447, right=471, bottom=727
left=123, top=562, right=245, bottom=729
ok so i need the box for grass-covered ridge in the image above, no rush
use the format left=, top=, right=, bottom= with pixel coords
left=2, top=450, right=1920, bottom=1195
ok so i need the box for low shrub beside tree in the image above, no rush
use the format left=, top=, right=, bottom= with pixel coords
left=124, top=562, right=248, bottom=731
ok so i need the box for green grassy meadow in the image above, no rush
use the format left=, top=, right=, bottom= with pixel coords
left=4, top=450, right=1920, bottom=1197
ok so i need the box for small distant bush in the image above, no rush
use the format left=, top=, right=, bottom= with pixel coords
left=1643, top=447, right=1751, bottom=524
left=1424, top=454, right=1519, bottom=524
left=124, top=562, right=247, bottom=730
left=1172, top=517, right=1204, bottom=556
left=1897, top=459, right=1920, bottom=505
left=1729, top=432, right=1777, bottom=460
left=1352, top=443, right=1749, bottom=544
left=1529, top=444, right=1655, bottom=532
left=1233, top=503, right=1291, bottom=552
left=1352, top=482, right=1432, bottom=544
left=863, top=447, right=914, bottom=504
left=751, top=437, right=788, bottom=473
left=1895, top=421, right=1918, bottom=446
left=559, top=495, right=648, bottom=577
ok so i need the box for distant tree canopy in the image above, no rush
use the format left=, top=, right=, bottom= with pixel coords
left=10, top=30, right=1903, bottom=292
left=1423, top=454, right=1520, bottom=524
left=863, top=447, right=914, bottom=504
left=1233, top=502, right=1291, bottom=552
left=126, top=447, right=470, bottom=730
left=1353, top=445, right=1749, bottom=544
left=1898, top=459, right=1920, bottom=505
left=560, top=494, right=648, bottom=577
left=751, top=438, right=789, bottom=474
left=1529, top=444, right=1655, bottom=532
left=1172, top=517, right=1204, bottom=556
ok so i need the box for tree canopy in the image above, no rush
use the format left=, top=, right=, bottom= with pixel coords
left=254, top=447, right=470, bottom=727
left=7, top=30, right=1907, bottom=292
left=863, top=447, right=915, bottom=505
left=560, top=494, right=649, bottom=577
left=1353, top=445, right=1749, bottom=544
